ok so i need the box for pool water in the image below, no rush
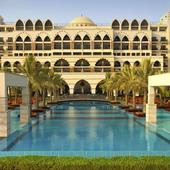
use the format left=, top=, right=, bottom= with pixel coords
left=1, top=101, right=170, bottom=156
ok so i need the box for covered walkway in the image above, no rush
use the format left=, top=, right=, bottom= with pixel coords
left=0, top=72, right=30, bottom=137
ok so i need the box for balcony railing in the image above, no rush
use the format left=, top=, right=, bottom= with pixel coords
left=53, top=66, right=113, bottom=73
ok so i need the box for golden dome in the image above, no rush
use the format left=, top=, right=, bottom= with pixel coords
left=68, top=16, right=96, bottom=26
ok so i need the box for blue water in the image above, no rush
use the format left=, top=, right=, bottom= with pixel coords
left=1, top=101, right=170, bottom=156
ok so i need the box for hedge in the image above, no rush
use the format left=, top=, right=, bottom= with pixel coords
left=0, top=156, right=170, bottom=170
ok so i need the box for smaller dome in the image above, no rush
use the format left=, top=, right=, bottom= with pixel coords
left=68, top=16, right=96, bottom=26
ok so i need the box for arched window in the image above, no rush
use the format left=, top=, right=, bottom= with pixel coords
left=44, top=36, right=51, bottom=50
left=74, top=80, right=91, bottom=94
left=24, top=36, right=32, bottom=50
left=35, top=36, right=43, bottom=50
left=16, top=36, right=23, bottom=50
left=141, top=36, right=149, bottom=50
left=123, top=61, right=130, bottom=66
left=103, top=35, right=110, bottom=49
left=121, top=20, right=129, bottom=30
left=141, top=19, right=148, bottom=30
left=3, top=61, right=11, bottom=71
left=114, top=36, right=121, bottom=50
left=44, top=61, right=51, bottom=68
left=25, top=20, right=33, bottom=30
left=13, top=61, right=21, bottom=73
left=131, top=20, right=139, bottom=30
left=16, top=36, right=23, bottom=42
left=122, top=36, right=129, bottom=50
left=133, top=36, right=140, bottom=41
left=35, top=20, right=43, bottom=30
left=54, top=59, right=70, bottom=72
left=16, top=20, right=24, bottom=30
left=74, top=35, right=82, bottom=49
left=114, top=61, right=121, bottom=67
left=94, top=35, right=102, bottom=49
left=54, top=35, right=62, bottom=49
left=153, top=61, right=161, bottom=67
left=75, top=59, right=90, bottom=66
left=95, top=59, right=111, bottom=72
left=134, top=61, right=140, bottom=67
left=45, top=20, right=53, bottom=30
left=133, top=36, right=140, bottom=50
left=83, top=35, right=90, bottom=49
left=112, top=20, right=120, bottom=30
left=63, top=35, right=71, bottom=49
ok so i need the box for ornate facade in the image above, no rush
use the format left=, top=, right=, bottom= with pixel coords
left=0, top=13, right=169, bottom=94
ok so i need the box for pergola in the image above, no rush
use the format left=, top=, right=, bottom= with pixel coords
left=146, top=73, right=170, bottom=123
left=0, top=72, right=30, bottom=137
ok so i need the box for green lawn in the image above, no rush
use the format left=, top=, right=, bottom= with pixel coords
left=0, top=156, right=170, bottom=170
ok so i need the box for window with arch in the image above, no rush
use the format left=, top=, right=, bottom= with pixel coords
left=54, top=35, right=62, bottom=49
left=122, top=36, right=129, bottom=50
left=133, top=36, right=140, bottom=50
left=54, top=59, right=70, bottom=72
left=141, top=36, right=149, bottom=50
left=35, top=20, right=43, bottom=30
left=114, top=61, right=121, bottom=71
left=24, top=36, right=32, bottom=50
left=16, top=20, right=24, bottom=30
left=141, top=19, right=148, bottom=30
left=94, top=35, right=102, bottom=49
left=16, top=36, right=23, bottom=50
left=13, top=61, right=21, bottom=73
left=123, top=61, right=130, bottom=66
left=103, top=35, right=110, bottom=49
left=131, top=20, right=139, bottom=30
left=74, top=35, right=82, bottom=49
left=35, top=36, right=43, bottom=50
left=112, top=20, right=120, bottom=30
left=45, top=20, right=53, bottom=30
left=25, top=20, right=33, bottom=31
left=114, top=36, right=121, bottom=50
left=134, top=61, right=140, bottom=67
left=44, top=36, right=51, bottom=50
left=63, top=35, right=71, bottom=49
left=153, top=61, right=161, bottom=67
left=95, top=59, right=111, bottom=72
left=44, top=61, right=51, bottom=68
left=121, top=20, right=129, bottom=30
left=3, top=61, right=11, bottom=71
left=83, top=35, right=91, bottom=49
left=74, top=59, right=90, bottom=72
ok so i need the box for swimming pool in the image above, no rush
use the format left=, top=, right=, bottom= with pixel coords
left=1, top=101, right=170, bottom=157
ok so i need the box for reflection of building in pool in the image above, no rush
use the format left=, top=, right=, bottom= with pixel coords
left=0, top=13, right=170, bottom=94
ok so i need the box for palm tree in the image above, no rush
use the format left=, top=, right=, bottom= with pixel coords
left=136, top=58, right=155, bottom=108
left=115, top=65, right=140, bottom=107
left=19, top=56, right=42, bottom=109
left=100, top=72, right=117, bottom=100
left=47, top=69, right=64, bottom=103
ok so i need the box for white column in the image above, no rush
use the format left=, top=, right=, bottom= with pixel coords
left=146, top=86, right=157, bottom=123
left=0, top=85, right=10, bottom=137
left=91, top=88, right=96, bottom=94
left=20, top=86, right=30, bottom=124
left=69, top=88, right=74, bottom=95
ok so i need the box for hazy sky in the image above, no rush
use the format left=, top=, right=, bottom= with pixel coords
left=0, top=0, right=170, bottom=24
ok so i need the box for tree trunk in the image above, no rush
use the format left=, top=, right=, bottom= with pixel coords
left=125, top=94, right=128, bottom=105
left=14, top=87, right=17, bottom=104
left=132, top=91, right=136, bottom=108
left=42, top=88, right=46, bottom=107
left=50, top=90, right=53, bottom=102
left=143, top=90, right=147, bottom=113
left=35, top=90, right=39, bottom=109
left=28, top=81, right=32, bottom=112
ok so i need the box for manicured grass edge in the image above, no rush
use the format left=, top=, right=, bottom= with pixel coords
left=0, top=156, right=170, bottom=170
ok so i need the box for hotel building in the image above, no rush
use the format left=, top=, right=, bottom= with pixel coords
left=0, top=12, right=169, bottom=94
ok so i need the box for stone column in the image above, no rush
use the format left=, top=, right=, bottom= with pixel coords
left=20, top=86, right=30, bottom=124
left=146, top=86, right=157, bottom=123
left=0, top=85, right=10, bottom=137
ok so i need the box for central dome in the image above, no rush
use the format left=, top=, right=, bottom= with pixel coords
left=68, top=16, right=96, bottom=26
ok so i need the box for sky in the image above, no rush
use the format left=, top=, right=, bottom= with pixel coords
left=0, top=0, right=170, bottom=24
